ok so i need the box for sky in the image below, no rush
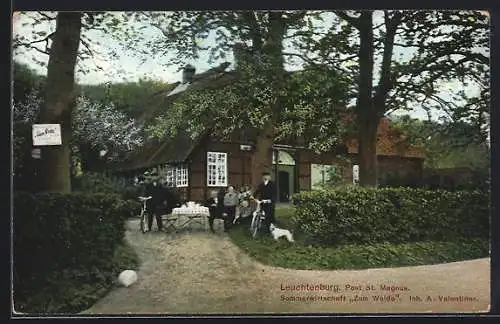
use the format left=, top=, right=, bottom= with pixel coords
left=12, top=11, right=490, bottom=122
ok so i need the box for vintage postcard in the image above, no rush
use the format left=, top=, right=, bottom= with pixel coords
left=12, top=9, right=490, bottom=315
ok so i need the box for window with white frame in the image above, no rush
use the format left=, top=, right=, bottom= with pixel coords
left=157, top=165, right=188, bottom=187
left=207, top=152, right=227, bottom=187
left=163, top=167, right=175, bottom=187
left=176, top=165, right=189, bottom=187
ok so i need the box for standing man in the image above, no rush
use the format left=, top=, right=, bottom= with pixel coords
left=254, top=171, right=276, bottom=233
left=143, top=179, right=164, bottom=232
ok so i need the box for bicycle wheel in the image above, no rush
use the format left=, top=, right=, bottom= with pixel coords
left=250, top=212, right=260, bottom=238
left=140, top=208, right=148, bottom=233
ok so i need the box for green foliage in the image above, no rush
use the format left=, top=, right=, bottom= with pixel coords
left=291, top=187, right=490, bottom=246
left=78, top=78, right=170, bottom=119
left=112, top=11, right=351, bottom=152
left=280, top=65, right=352, bottom=152
left=313, top=164, right=345, bottom=188
left=13, top=191, right=139, bottom=314
left=230, top=225, right=488, bottom=270
left=14, top=12, right=134, bottom=75
left=13, top=61, right=45, bottom=102
left=13, top=62, right=44, bottom=174
left=73, top=172, right=142, bottom=212
left=14, top=242, right=139, bottom=314
left=148, top=64, right=350, bottom=150
left=391, top=114, right=490, bottom=171
left=229, top=205, right=489, bottom=270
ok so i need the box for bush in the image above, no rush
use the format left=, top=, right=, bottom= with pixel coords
left=13, top=191, right=138, bottom=313
left=292, top=187, right=490, bottom=246
left=229, top=223, right=489, bottom=270
left=73, top=172, right=142, bottom=218
left=113, top=198, right=143, bottom=219
left=14, top=242, right=139, bottom=314
left=73, top=172, right=141, bottom=201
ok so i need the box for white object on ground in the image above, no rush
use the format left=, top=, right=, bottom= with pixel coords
left=269, top=223, right=295, bottom=242
left=118, top=270, right=138, bottom=287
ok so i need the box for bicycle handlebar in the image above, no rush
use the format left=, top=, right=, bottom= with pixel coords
left=139, top=196, right=153, bottom=201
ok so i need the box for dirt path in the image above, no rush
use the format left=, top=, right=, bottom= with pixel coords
left=82, top=219, right=490, bottom=314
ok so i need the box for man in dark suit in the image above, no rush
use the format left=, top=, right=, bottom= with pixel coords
left=159, top=184, right=182, bottom=215
left=143, top=180, right=164, bottom=232
left=254, top=171, right=277, bottom=233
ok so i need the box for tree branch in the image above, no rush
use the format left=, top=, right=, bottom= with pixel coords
left=25, top=32, right=55, bottom=46
left=38, top=12, right=57, bottom=21
left=335, top=11, right=360, bottom=29
left=14, top=42, right=50, bottom=55
left=282, top=52, right=319, bottom=66
left=241, top=11, right=263, bottom=50
left=374, top=11, right=403, bottom=113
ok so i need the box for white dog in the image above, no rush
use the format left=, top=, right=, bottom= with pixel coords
left=269, top=223, right=294, bottom=243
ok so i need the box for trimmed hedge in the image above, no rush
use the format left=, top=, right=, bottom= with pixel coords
left=72, top=172, right=142, bottom=218
left=13, top=191, right=135, bottom=313
left=292, top=187, right=490, bottom=246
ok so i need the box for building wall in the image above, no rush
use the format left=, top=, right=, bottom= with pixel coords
left=187, top=140, right=425, bottom=201
left=299, top=150, right=356, bottom=188
left=297, top=150, right=423, bottom=189
left=189, top=139, right=253, bottom=202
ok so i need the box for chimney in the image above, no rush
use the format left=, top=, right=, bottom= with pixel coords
left=182, top=64, right=196, bottom=83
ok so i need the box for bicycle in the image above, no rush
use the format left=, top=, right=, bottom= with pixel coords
left=249, top=199, right=272, bottom=238
left=138, top=196, right=152, bottom=233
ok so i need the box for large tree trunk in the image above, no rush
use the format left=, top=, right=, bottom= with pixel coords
left=355, top=12, right=378, bottom=187
left=250, top=11, right=287, bottom=187
left=357, top=113, right=380, bottom=186
left=250, top=120, right=274, bottom=187
left=37, top=12, right=82, bottom=193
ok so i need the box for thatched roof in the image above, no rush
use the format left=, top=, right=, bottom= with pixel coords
left=113, top=63, right=236, bottom=172
left=113, top=134, right=200, bottom=172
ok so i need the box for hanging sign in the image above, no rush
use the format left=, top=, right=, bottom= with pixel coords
left=32, top=124, right=62, bottom=146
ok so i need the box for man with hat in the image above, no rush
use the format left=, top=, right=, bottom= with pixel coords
left=253, top=171, right=276, bottom=233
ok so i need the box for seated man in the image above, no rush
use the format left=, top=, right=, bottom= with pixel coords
left=223, top=185, right=239, bottom=232
left=205, top=190, right=224, bottom=232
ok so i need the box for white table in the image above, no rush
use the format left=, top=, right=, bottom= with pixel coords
left=166, top=206, right=210, bottom=232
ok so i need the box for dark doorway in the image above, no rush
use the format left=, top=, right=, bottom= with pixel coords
left=278, top=171, right=290, bottom=202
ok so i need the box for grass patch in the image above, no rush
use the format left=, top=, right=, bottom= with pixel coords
left=14, top=242, right=140, bottom=315
left=228, top=205, right=490, bottom=270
